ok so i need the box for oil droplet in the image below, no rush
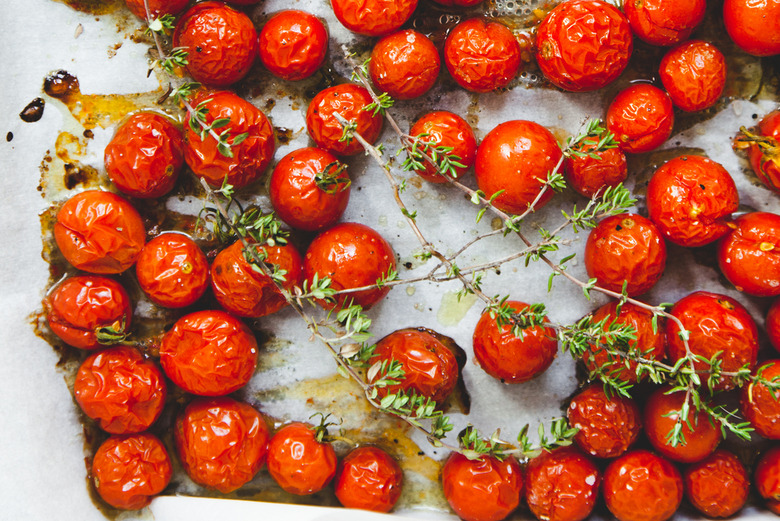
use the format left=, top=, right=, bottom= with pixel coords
left=378, top=215, right=388, bottom=226
left=406, top=286, right=416, bottom=296
left=491, top=216, right=503, bottom=230
left=437, top=290, right=477, bottom=327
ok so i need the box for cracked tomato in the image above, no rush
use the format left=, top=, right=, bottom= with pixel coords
left=408, top=111, right=477, bottom=183
left=306, top=84, right=383, bottom=156
left=370, top=29, right=440, bottom=100
left=606, top=84, right=674, bottom=154
left=684, top=450, right=749, bottom=518
left=718, top=211, right=780, bottom=297
left=258, top=10, right=328, bottom=81
left=724, top=0, right=780, bottom=57
left=266, top=422, right=337, bottom=495
left=623, top=0, right=705, bottom=46
left=744, top=110, right=780, bottom=193
left=330, top=0, right=417, bottom=37
left=335, top=446, right=403, bottom=512
left=525, top=447, right=600, bottom=521
left=659, top=40, right=727, bottom=113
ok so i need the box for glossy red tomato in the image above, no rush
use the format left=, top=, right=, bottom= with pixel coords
left=303, top=222, right=396, bottom=309
left=623, top=0, right=705, bottom=47
left=441, top=452, right=522, bottom=521
left=444, top=18, right=521, bottom=93
left=567, top=384, right=642, bottom=459
left=269, top=147, right=351, bottom=232
left=646, top=155, right=739, bottom=247
left=306, top=84, right=383, bottom=156
left=768, top=298, right=780, bottom=351
left=408, top=111, right=477, bottom=183
left=684, top=449, right=749, bottom=518
left=606, top=84, right=674, bottom=154
left=54, top=190, right=146, bottom=274
left=741, top=360, right=780, bottom=439
left=474, top=120, right=562, bottom=214
left=584, top=214, right=667, bottom=297
left=175, top=397, right=269, bottom=493
left=602, top=450, right=683, bottom=521
left=659, top=41, right=727, bottom=112
left=724, top=0, right=780, bottom=56
left=124, top=0, right=188, bottom=19
left=135, top=233, right=209, bottom=308
left=160, top=310, right=258, bottom=396
left=564, top=144, right=627, bottom=199
left=104, top=112, right=183, bottom=198
left=334, top=446, right=403, bottom=512
left=92, top=433, right=172, bottom=510
left=211, top=239, right=303, bottom=318
left=525, top=447, right=600, bottom=521
left=718, top=212, right=780, bottom=297
left=258, top=10, right=328, bottom=81
left=666, top=291, right=758, bottom=391
left=757, top=447, right=780, bottom=514
left=746, top=110, right=780, bottom=192
left=472, top=300, right=557, bottom=383
left=184, top=90, right=275, bottom=190
left=44, top=275, right=132, bottom=350
left=536, top=0, right=632, bottom=92
left=266, top=422, right=337, bottom=495
left=173, top=2, right=258, bottom=87
left=330, top=0, right=417, bottom=37
left=369, top=30, right=440, bottom=100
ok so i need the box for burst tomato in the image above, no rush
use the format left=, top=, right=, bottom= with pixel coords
left=684, top=450, right=749, bottom=518
left=408, top=111, right=477, bottom=183
left=564, top=143, right=627, bottom=199
left=124, top=0, right=188, bottom=19
left=745, top=110, right=780, bottom=193
left=266, top=422, right=337, bottom=495
left=135, top=233, right=209, bottom=308
left=768, top=299, right=780, bottom=351
left=659, top=40, right=727, bottom=112
left=718, top=212, right=780, bottom=297
left=330, top=0, right=417, bottom=37
left=525, top=447, right=600, bottom=521
left=741, top=360, right=780, bottom=439
left=606, top=84, right=674, bottom=154
left=334, top=446, right=403, bottom=512
left=723, top=0, right=780, bottom=57
left=306, top=84, right=383, bottom=156
left=258, top=10, right=328, bottom=81
left=369, top=30, right=440, bottom=100
left=623, top=0, right=705, bottom=47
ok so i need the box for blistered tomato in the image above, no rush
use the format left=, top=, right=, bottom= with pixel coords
left=659, top=41, right=727, bottom=112
left=757, top=446, right=780, bottom=514
left=718, top=212, right=780, bottom=297
left=54, top=190, right=146, bottom=274
left=723, top=0, right=780, bottom=57
left=334, top=446, right=403, bottom=512
left=623, top=0, right=705, bottom=46
left=135, top=233, right=209, bottom=308
left=684, top=450, right=749, bottom=518
left=606, top=84, right=674, bottom=154
left=266, top=422, right=337, bottom=495
left=369, top=30, right=440, bottom=100
left=768, top=299, right=780, bottom=351
left=330, top=0, right=417, bottom=37
left=525, top=447, right=600, bottom=521
left=564, top=143, right=627, bottom=199
left=124, top=0, right=188, bottom=19
left=175, top=397, right=269, bottom=493
left=408, top=111, right=477, bottom=183
left=741, top=360, right=780, bottom=439
left=744, top=110, right=780, bottom=193
left=258, top=10, right=328, bottom=81
left=306, top=84, right=383, bottom=156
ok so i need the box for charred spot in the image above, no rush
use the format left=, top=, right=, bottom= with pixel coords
left=6, top=132, right=12, bottom=142
left=20, top=97, right=46, bottom=122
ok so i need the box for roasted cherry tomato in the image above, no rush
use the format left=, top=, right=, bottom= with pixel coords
left=741, top=360, right=780, bottom=439
left=659, top=40, right=727, bottom=112
left=684, top=449, right=749, bottom=518
left=369, top=30, right=440, bottom=100
left=444, top=18, right=521, bottom=93
left=472, top=300, right=557, bottom=383
left=525, top=447, right=600, bottom=521
left=303, top=222, right=396, bottom=309
left=266, top=422, right=337, bottom=495
left=567, top=384, right=642, bottom=459
left=330, top=0, right=417, bottom=37
left=124, top=0, right=188, bottom=19
left=92, top=433, right=172, bottom=510
left=431, top=0, right=482, bottom=5
left=258, top=10, right=328, bottom=81
left=408, top=111, right=477, bottom=183
left=757, top=446, right=780, bottom=514
left=160, top=310, right=258, bottom=396
left=666, top=291, right=758, bottom=391
left=606, top=84, right=674, bottom=154
left=306, top=84, right=383, bottom=156
left=602, top=450, right=683, bottom=521
left=184, top=90, right=275, bottom=190
left=536, top=0, right=632, bottom=92
left=474, top=120, right=562, bottom=214
left=54, top=190, right=146, bottom=274
left=441, top=451, right=523, bottom=521
left=623, top=0, right=705, bottom=47
left=175, top=396, right=269, bottom=493
left=334, top=446, right=403, bottom=512
left=564, top=143, right=627, bottom=199
left=584, top=214, right=667, bottom=297
left=718, top=212, right=780, bottom=297
left=768, top=298, right=780, bottom=351
left=744, top=110, right=780, bottom=193
left=104, top=112, right=183, bottom=198
left=135, top=232, right=209, bottom=308
left=723, top=0, right=780, bottom=57
left=646, top=155, right=739, bottom=247
left=368, top=327, right=460, bottom=403
left=269, top=147, right=351, bottom=232
left=44, top=275, right=132, bottom=350
left=211, top=239, right=303, bottom=318
left=75, top=346, right=166, bottom=434
left=173, top=1, right=258, bottom=86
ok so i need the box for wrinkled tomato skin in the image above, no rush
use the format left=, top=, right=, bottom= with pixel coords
left=330, top=0, right=417, bottom=37
left=369, top=327, right=459, bottom=403
left=768, top=299, right=780, bottom=351
left=173, top=2, right=258, bottom=87
left=160, top=310, right=258, bottom=396
left=525, top=447, right=600, bottom=521
left=748, top=110, right=780, bottom=193
left=603, top=450, right=683, bottom=521
left=303, top=222, right=396, bottom=310
left=756, top=447, right=780, bottom=513
left=441, top=452, right=523, bottom=521
left=623, top=0, right=705, bottom=47
left=567, top=384, right=642, bottom=459
left=92, top=433, right=172, bottom=510
left=666, top=291, right=758, bottom=391
left=564, top=144, right=627, bottom=198
left=606, top=84, right=674, bottom=154
left=536, top=0, right=632, bottom=92
left=409, top=111, right=477, bottom=183
left=306, top=84, right=383, bottom=156
left=54, top=190, right=146, bottom=274
left=334, top=446, right=403, bottom=512
left=175, top=397, right=269, bottom=493
left=646, top=155, right=739, bottom=247
left=684, top=450, right=749, bottom=518
left=184, top=90, right=275, bottom=190
left=472, top=300, right=557, bottom=383
left=266, top=422, right=337, bottom=495
left=75, top=346, right=166, bottom=434
left=124, top=0, right=188, bottom=19
left=369, top=30, right=440, bottom=100
left=258, top=10, right=328, bottom=81
left=444, top=18, right=522, bottom=93
left=211, top=240, right=303, bottom=318
left=723, top=0, right=780, bottom=57
left=135, top=233, right=209, bottom=308
left=741, top=360, right=780, bottom=439
left=44, top=275, right=132, bottom=350
left=104, top=112, right=183, bottom=199
left=718, top=212, right=780, bottom=297
left=584, top=214, right=667, bottom=297
left=474, top=120, right=562, bottom=214
left=659, top=41, right=727, bottom=113
left=269, top=147, right=351, bottom=232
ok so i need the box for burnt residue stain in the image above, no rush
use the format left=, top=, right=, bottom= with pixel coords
left=50, top=0, right=123, bottom=15
left=44, top=70, right=81, bottom=101
left=63, top=163, right=99, bottom=190
left=20, top=98, right=45, bottom=123
left=6, top=132, right=12, bottom=142
left=274, top=127, right=293, bottom=145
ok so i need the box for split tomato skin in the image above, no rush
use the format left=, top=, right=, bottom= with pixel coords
left=124, top=0, right=188, bottom=19
left=266, top=422, right=337, bottom=495
left=334, top=446, right=403, bottom=512
left=718, top=212, right=780, bottom=297
left=623, top=0, right=706, bottom=47
left=330, top=0, right=417, bottom=37
left=606, top=84, right=674, bottom=154
left=756, top=446, right=780, bottom=513
left=370, top=30, right=440, bottom=100
left=258, top=10, right=328, bottom=81
left=306, top=84, right=383, bottom=156
left=723, top=0, right=780, bottom=57
left=135, top=233, right=209, bottom=308
left=659, top=41, right=727, bottom=113
left=564, top=144, right=627, bottom=199
left=683, top=450, right=749, bottom=518
left=741, top=360, right=780, bottom=439
left=747, top=110, right=780, bottom=193
left=525, top=447, right=600, bottom=521
left=408, top=111, right=477, bottom=183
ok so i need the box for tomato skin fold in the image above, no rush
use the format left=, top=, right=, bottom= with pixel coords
left=684, top=450, right=749, bottom=518
left=267, top=422, right=337, bottom=495
left=442, top=452, right=523, bottom=521
left=334, top=446, right=403, bottom=512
